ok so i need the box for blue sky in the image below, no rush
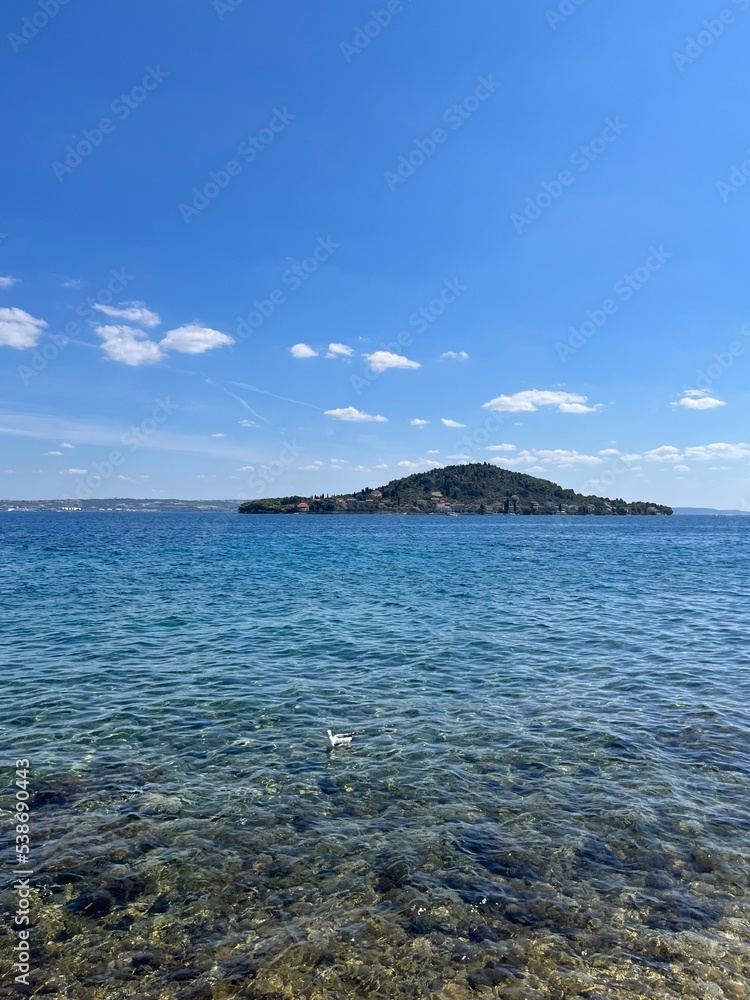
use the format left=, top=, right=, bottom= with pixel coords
left=2, top=0, right=750, bottom=506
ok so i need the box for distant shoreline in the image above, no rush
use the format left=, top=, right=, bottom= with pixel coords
left=2, top=501, right=747, bottom=516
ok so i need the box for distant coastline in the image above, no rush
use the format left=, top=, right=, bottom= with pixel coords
left=4, top=501, right=746, bottom=516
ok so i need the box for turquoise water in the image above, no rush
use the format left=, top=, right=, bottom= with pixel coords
left=1, top=513, right=749, bottom=999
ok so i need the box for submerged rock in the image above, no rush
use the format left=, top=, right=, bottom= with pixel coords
left=139, top=792, right=182, bottom=815
left=65, top=890, right=114, bottom=918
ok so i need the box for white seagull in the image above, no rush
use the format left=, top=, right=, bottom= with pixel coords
left=327, top=729, right=356, bottom=748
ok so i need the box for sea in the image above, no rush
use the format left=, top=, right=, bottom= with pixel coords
left=1, top=512, right=749, bottom=999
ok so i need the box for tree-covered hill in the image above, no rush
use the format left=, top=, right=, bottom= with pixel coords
left=238, top=463, right=672, bottom=515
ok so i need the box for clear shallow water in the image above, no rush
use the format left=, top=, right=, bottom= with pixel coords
left=1, top=513, right=749, bottom=999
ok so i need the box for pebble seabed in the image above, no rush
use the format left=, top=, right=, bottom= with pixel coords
left=1, top=727, right=748, bottom=1000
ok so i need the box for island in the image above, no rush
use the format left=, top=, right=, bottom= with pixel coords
left=238, top=463, right=673, bottom=516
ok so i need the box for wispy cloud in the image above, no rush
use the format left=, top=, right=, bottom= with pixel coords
left=92, top=301, right=161, bottom=328
left=441, top=418, right=465, bottom=428
left=410, top=418, right=430, bottom=427
left=0, top=276, right=19, bottom=289
left=441, top=351, right=469, bottom=361
left=326, top=342, right=355, bottom=359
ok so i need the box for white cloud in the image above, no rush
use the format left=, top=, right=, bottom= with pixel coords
left=326, top=342, right=355, bottom=358
left=239, top=465, right=255, bottom=471
left=299, top=464, right=321, bottom=471
left=441, top=418, right=465, bottom=428
left=441, top=351, right=469, bottom=361
left=290, top=342, right=318, bottom=359
left=672, top=390, right=725, bottom=410
left=531, top=449, right=599, bottom=467
left=62, top=278, right=83, bottom=289
left=492, top=448, right=604, bottom=469
left=95, top=324, right=164, bottom=366
left=159, top=324, right=233, bottom=355
left=239, top=419, right=257, bottom=428
left=684, top=442, right=750, bottom=461
left=364, top=350, right=420, bottom=372
left=0, top=307, right=47, bottom=349
left=325, top=406, right=387, bottom=423
left=426, top=449, right=440, bottom=455
left=644, top=442, right=750, bottom=463
left=621, top=453, right=642, bottom=462
left=92, top=301, right=161, bottom=328
left=644, top=445, right=684, bottom=463
left=486, top=444, right=516, bottom=452
left=398, top=459, right=443, bottom=470
left=211, top=433, right=225, bottom=438
left=599, top=448, right=620, bottom=456
left=44, top=450, right=62, bottom=456
left=0, top=276, right=19, bottom=289
left=352, top=465, right=370, bottom=472
left=673, top=465, right=690, bottom=472
left=60, top=442, right=74, bottom=449
left=532, top=449, right=603, bottom=466
left=374, top=463, right=388, bottom=469
left=482, top=389, right=602, bottom=414
left=61, top=468, right=87, bottom=475
left=410, top=418, right=430, bottom=427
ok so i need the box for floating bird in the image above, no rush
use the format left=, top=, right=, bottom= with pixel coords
left=327, top=729, right=355, bottom=748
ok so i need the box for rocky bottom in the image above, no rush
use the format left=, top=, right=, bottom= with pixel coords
left=1, top=769, right=748, bottom=1000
